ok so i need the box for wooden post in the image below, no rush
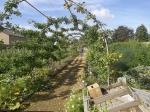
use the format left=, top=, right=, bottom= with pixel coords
left=83, top=96, right=90, bottom=112
left=82, top=81, right=90, bottom=112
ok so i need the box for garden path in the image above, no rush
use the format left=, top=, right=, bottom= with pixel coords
left=25, top=55, right=85, bottom=112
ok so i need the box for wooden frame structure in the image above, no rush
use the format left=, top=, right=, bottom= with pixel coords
left=83, top=79, right=150, bottom=112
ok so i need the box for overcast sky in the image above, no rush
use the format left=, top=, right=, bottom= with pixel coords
left=0, top=0, right=150, bottom=31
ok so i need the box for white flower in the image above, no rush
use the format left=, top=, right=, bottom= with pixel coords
left=54, top=41, right=57, bottom=45
left=72, top=105, right=74, bottom=108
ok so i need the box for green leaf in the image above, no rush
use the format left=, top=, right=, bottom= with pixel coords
left=9, top=102, right=20, bottom=110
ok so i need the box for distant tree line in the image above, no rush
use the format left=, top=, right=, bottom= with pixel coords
left=112, top=24, right=149, bottom=42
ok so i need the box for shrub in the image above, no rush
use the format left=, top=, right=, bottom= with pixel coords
left=0, top=67, right=50, bottom=110
left=0, top=35, right=78, bottom=110
left=125, top=66, right=150, bottom=90
left=110, top=40, right=150, bottom=71
left=0, top=41, right=6, bottom=50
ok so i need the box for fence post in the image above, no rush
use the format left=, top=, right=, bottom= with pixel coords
left=82, top=80, right=89, bottom=112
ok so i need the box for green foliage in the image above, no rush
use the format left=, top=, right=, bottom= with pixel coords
left=0, top=36, right=61, bottom=76
left=0, top=48, right=33, bottom=75
left=86, top=46, right=120, bottom=84
left=20, top=29, right=41, bottom=39
left=90, top=105, right=99, bottom=112
left=0, top=32, right=78, bottom=110
left=135, top=24, right=149, bottom=41
left=1, top=0, right=102, bottom=34
left=83, top=26, right=100, bottom=46
left=0, top=41, right=6, bottom=50
left=112, top=26, right=134, bottom=42
left=0, top=41, right=54, bottom=110
left=65, top=90, right=83, bottom=112
left=4, top=0, right=22, bottom=17
left=110, top=41, right=150, bottom=71
left=84, top=26, right=121, bottom=85
left=86, top=42, right=108, bottom=85
left=0, top=67, right=50, bottom=110
left=0, top=0, right=106, bottom=110
left=0, top=0, right=23, bottom=30
left=125, top=66, right=150, bottom=89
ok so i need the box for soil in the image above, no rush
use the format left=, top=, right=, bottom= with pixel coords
left=24, top=55, right=85, bottom=112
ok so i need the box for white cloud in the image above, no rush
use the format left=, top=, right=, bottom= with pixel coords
left=23, top=0, right=50, bottom=4
left=81, top=1, right=115, bottom=20
left=87, top=20, right=95, bottom=26
left=92, top=8, right=115, bottom=20
left=19, top=24, right=35, bottom=30
left=22, top=0, right=64, bottom=6
left=20, top=0, right=64, bottom=14
left=147, top=27, right=150, bottom=33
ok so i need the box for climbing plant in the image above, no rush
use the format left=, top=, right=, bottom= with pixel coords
left=83, top=26, right=121, bottom=85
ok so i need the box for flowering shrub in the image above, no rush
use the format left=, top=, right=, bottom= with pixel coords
left=65, top=90, right=83, bottom=112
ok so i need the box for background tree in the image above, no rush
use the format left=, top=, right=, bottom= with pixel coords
left=135, top=24, right=149, bottom=41
left=112, top=26, right=134, bottom=42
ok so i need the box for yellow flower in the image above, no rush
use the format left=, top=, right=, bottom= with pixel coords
left=14, top=92, right=20, bottom=95
left=119, top=54, right=122, bottom=58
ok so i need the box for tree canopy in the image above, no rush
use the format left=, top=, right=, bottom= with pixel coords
left=135, top=24, right=149, bottom=41
left=112, top=26, right=134, bottom=42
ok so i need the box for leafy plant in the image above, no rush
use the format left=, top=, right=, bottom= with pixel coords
left=65, top=90, right=83, bottom=112
left=0, top=0, right=107, bottom=111
left=0, top=31, right=79, bottom=110
left=125, top=66, right=150, bottom=89
left=0, top=67, right=50, bottom=110
left=84, top=26, right=121, bottom=85
left=0, top=41, right=5, bottom=50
